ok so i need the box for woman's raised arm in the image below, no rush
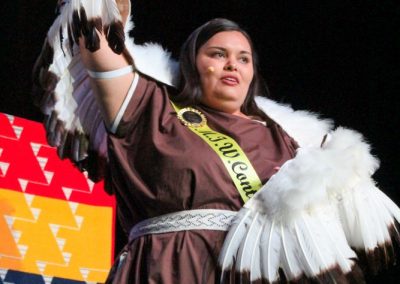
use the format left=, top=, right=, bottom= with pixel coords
left=77, top=0, right=134, bottom=128
left=33, top=0, right=177, bottom=179
left=79, top=31, right=135, bottom=128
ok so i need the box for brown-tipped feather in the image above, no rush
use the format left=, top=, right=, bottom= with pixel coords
left=78, top=133, right=89, bottom=161
left=390, top=221, right=400, bottom=245
left=218, top=263, right=365, bottom=284
left=105, top=21, right=125, bottom=54
left=78, top=7, right=100, bottom=52
left=59, top=27, right=66, bottom=56
left=72, top=131, right=82, bottom=162
left=93, top=17, right=103, bottom=32
left=67, top=25, right=75, bottom=55
left=354, top=222, right=400, bottom=275
left=81, top=150, right=107, bottom=183
left=45, top=111, right=59, bottom=144
left=42, top=68, right=57, bottom=89
left=79, top=7, right=89, bottom=35
left=33, top=40, right=54, bottom=76
left=356, top=240, right=397, bottom=275
left=57, top=130, right=69, bottom=159
left=85, top=19, right=102, bottom=52
left=71, top=9, right=82, bottom=43
left=31, top=7, right=109, bottom=181
left=32, top=41, right=54, bottom=101
left=52, top=119, right=65, bottom=147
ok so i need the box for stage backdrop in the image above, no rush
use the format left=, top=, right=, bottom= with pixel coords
left=0, top=113, right=115, bottom=284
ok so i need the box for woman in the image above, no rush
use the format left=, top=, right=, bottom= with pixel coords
left=90, top=17, right=298, bottom=282
left=33, top=1, right=400, bottom=283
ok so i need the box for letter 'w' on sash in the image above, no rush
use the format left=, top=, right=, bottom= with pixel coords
left=170, top=101, right=263, bottom=203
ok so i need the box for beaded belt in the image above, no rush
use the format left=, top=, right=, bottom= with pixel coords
left=129, top=209, right=237, bottom=241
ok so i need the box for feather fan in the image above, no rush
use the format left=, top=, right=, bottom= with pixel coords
left=218, top=127, right=400, bottom=283
left=33, top=0, right=178, bottom=182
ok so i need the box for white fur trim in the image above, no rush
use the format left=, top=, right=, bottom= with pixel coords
left=255, top=96, right=334, bottom=147
left=124, top=20, right=179, bottom=86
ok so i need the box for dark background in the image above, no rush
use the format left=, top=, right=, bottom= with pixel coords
left=0, top=0, right=399, bottom=282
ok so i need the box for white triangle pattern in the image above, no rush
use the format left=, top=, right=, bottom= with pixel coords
left=30, top=208, right=41, bottom=221
left=79, top=268, right=90, bottom=280
left=62, top=252, right=72, bottom=264
left=5, top=114, right=14, bottom=124
left=36, top=261, right=47, bottom=273
left=56, top=238, right=66, bottom=251
left=11, top=230, right=22, bottom=243
left=49, top=224, right=60, bottom=236
left=4, top=215, right=16, bottom=228
left=24, top=193, right=35, bottom=206
left=87, top=179, right=95, bottom=192
left=44, top=171, right=54, bottom=184
left=36, top=157, right=48, bottom=170
left=0, top=161, right=9, bottom=176
left=30, top=142, right=42, bottom=156
left=17, top=244, right=28, bottom=258
left=68, top=201, right=79, bottom=214
left=0, top=268, right=8, bottom=281
left=43, top=275, right=54, bottom=284
left=18, top=178, right=28, bottom=192
left=75, top=215, right=84, bottom=229
left=62, top=187, right=73, bottom=200
left=12, top=125, right=23, bottom=139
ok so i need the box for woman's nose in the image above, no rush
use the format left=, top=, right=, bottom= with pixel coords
left=223, top=63, right=237, bottom=72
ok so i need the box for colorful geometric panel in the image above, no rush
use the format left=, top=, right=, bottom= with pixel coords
left=0, top=113, right=116, bottom=283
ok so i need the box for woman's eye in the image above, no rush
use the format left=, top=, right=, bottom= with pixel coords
left=212, top=52, right=225, bottom=58
left=239, top=57, right=250, bottom=63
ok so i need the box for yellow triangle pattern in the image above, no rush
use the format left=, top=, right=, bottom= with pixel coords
left=0, top=188, right=113, bottom=282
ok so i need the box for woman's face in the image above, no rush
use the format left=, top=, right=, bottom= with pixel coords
left=196, top=31, right=254, bottom=116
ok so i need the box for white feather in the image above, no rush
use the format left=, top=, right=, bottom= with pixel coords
left=318, top=209, right=355, bottom=273
left=249, top=219, right=264, bottom=281
left=375, top=188, right=400, bottom=223
left=224, top=127, right=381, bottom=282
left=259, top=219, right=281, bottom=282
left=234, top=213, right=262, bottom=280
left=340, top=179, right=400, bottom=252
left=80, top=0, right=103, bottom=19
left=280, top=223, right=302, bottom=279
left=102, top=0, right=122, bottom=24
left=293, top=219, right=320, bottom=276
left=218, top=209, right=252, bottom=282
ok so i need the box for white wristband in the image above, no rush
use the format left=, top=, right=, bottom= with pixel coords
left=87, top=65, right=134, bottom=79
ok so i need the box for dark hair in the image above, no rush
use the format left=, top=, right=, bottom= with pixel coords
left=173, top=18, right=272, bottom=121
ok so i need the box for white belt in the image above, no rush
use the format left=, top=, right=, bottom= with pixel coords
left=129, top=209, right=237, bottom=241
